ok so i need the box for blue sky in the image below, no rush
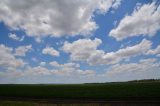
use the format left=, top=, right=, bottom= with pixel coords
left=0, top=0, right=160, bottom=84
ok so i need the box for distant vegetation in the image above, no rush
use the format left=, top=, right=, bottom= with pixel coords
left=0, top=80, right=160, bottom=100
left=84, top=79, right=160, bottom=84
left=127, top=79, right=160, bottom=83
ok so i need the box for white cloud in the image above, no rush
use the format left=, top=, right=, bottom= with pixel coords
left=112, top=0, right=122, bottom=9
left=62, top=38, right=152, bottom=65
left=49, top=61, right=95, bottom=76
left=24, top=66, right=51, bottom=76
left=88, top=39, right=152, bottom=65
left=19, top=61, right=95, bottom=77
left=14, top=45, right=32, bottom=56
left=40, top=62, right=46, bottom=66
left=42, top=47, right=59, bottom=57
left=62, top=38, right=102, bottom=61
left=50, top=61, right=80, bottom=72
left=77, top=69, right=95, bottom=76
left=106, top=58, right=160, bottom=77
left=0, top=0, right=121, bottom=39
left=146, top=45, right=160, bottom=56
left=49, top=61, right=60, bottom=67
left=8, top=33, right=24, bottom=42
left=0, top=44, right=25, bottom=70
left=31, top=57, right=38, bottom=62
left=109, top=2, right=160, bottom=41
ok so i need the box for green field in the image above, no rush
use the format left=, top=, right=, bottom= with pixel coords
left=0, top=82, right=160, bottom=99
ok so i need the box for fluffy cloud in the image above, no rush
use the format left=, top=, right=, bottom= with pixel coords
left=62, top=38, right=102, bottom=61
left=0, top=0, right=121, bottom=39
left=14, top=45, right=32, bottom=56
left=146, top=45, right=160, bottom=56
left=106, top=58, right=160, bottom=77
left=76, top=69, right=95, bottom=76
left=49, top=61, right=60, bottom=67
left=49, top=62, right=80, bottom=76
left=49, top=61, right=95, bottom=76
left=24, top=66, right=51, bottom=76
left=40, top=62, right=46, bottom=66
left=88, top=39, right=152, bottom=65
left=16, top=61, right=95, bottom=77
left=8, top=33, right=24, bottom=42
left=112, top=0, right=122, bottom=9
left=109, top=2, right=160, bottom=41
left=0, top=44, right=25, bottom=70
left=50, top=62, right=80, bottom=69
left=42, top=47, right=59, bottom=57
left=62, top=38, right=152, bottom=65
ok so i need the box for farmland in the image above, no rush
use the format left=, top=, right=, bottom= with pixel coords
left=0, top=82, right=160, bottom=100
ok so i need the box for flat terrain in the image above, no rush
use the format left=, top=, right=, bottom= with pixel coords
left=0, top=100, right=160, bottom=106
left=0, top=82, right=160, bottom=100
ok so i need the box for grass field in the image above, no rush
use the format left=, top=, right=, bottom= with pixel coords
left=0, top=101, right=159, bottom=106
left=0, top=82, right=160, bottom=99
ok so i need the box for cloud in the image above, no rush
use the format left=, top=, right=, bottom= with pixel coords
left=24, top=66, right=51, bottom=76
left=8, top=33, right=24, bottom=42
left=62, top=38, right=102, bottom=61
left=18, top=61, right=95, bottom=77
left=40, top=62, right=46, bottom=66
left=146, top=45, right=160, bottom=56
left=112, top=0, right=122, bottom=9
left=62, top=38, right=152, bottom=65
left=0, top=44, right=25, bottom=70
left=109, top=2, right=160, bottom=41
left=31, top=57, right=38, bottom=62
left=88, top=39, right=152, bottom=65
left=42, top=47, right=59, bottom=57
left=106, top=58, right=160, bottom=77
left=49, top=61, right=95, bottom=76
left=50, top=62, right=80, bottom=69
left=49, top=62, right=80, bottom=76
left=49, top=61, right=60, bottom=67
left=76, top=70, right=95, bottom=76
left=14, top=45, right=32, bottom=56
left=0, top=0, right=121, bottom=39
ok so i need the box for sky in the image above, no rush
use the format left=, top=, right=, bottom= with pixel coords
left=0, top=0, right=160, bottom=84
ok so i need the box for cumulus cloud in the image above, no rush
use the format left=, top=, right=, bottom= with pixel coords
left=49, top=61, right=95, bottom=76
left=18, top=61, right=95, bottom=77
left=0, top=0, right=121, bottom=39
left=146, top=45, right=160, bottom=56
left=109, top=2, right=160, bottom=41
left=88, top=39, right=152, bottom=65
left=42, top=47, right=59, bottom=57
left=62, top=38, right=152, bottom=65
left=14, top=45, right=32, bottom=56
left=24, top=66, right=51, bottom=76
left=106, top=58, right=160, bottom=76
left=49, top=61, right=60, bottom=67
left=49, top=62, right=80, bottom=76
left=40, top=62, right=46, bottom=66
left=50, top=62, right=80, bottom=69
left=31, top=57, right=38, bottom=62
left=88, top=39, right=152, bottom=64
left=62, top=38, right=102, bottom=61
left=8, top=33, right=24, bottom=42
left=112, top=0, right=122, bottom=9
left=76, top=70, right=95, bottom=76
left=0, top=44, right=25, bottom=70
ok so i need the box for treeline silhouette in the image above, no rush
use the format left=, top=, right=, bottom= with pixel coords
left=128, top=79, right=160, bottom=83
left=84, top=79, right=160, bottom=84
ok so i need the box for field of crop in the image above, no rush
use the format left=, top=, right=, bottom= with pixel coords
left=0, top=82, right=160, bottom=99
